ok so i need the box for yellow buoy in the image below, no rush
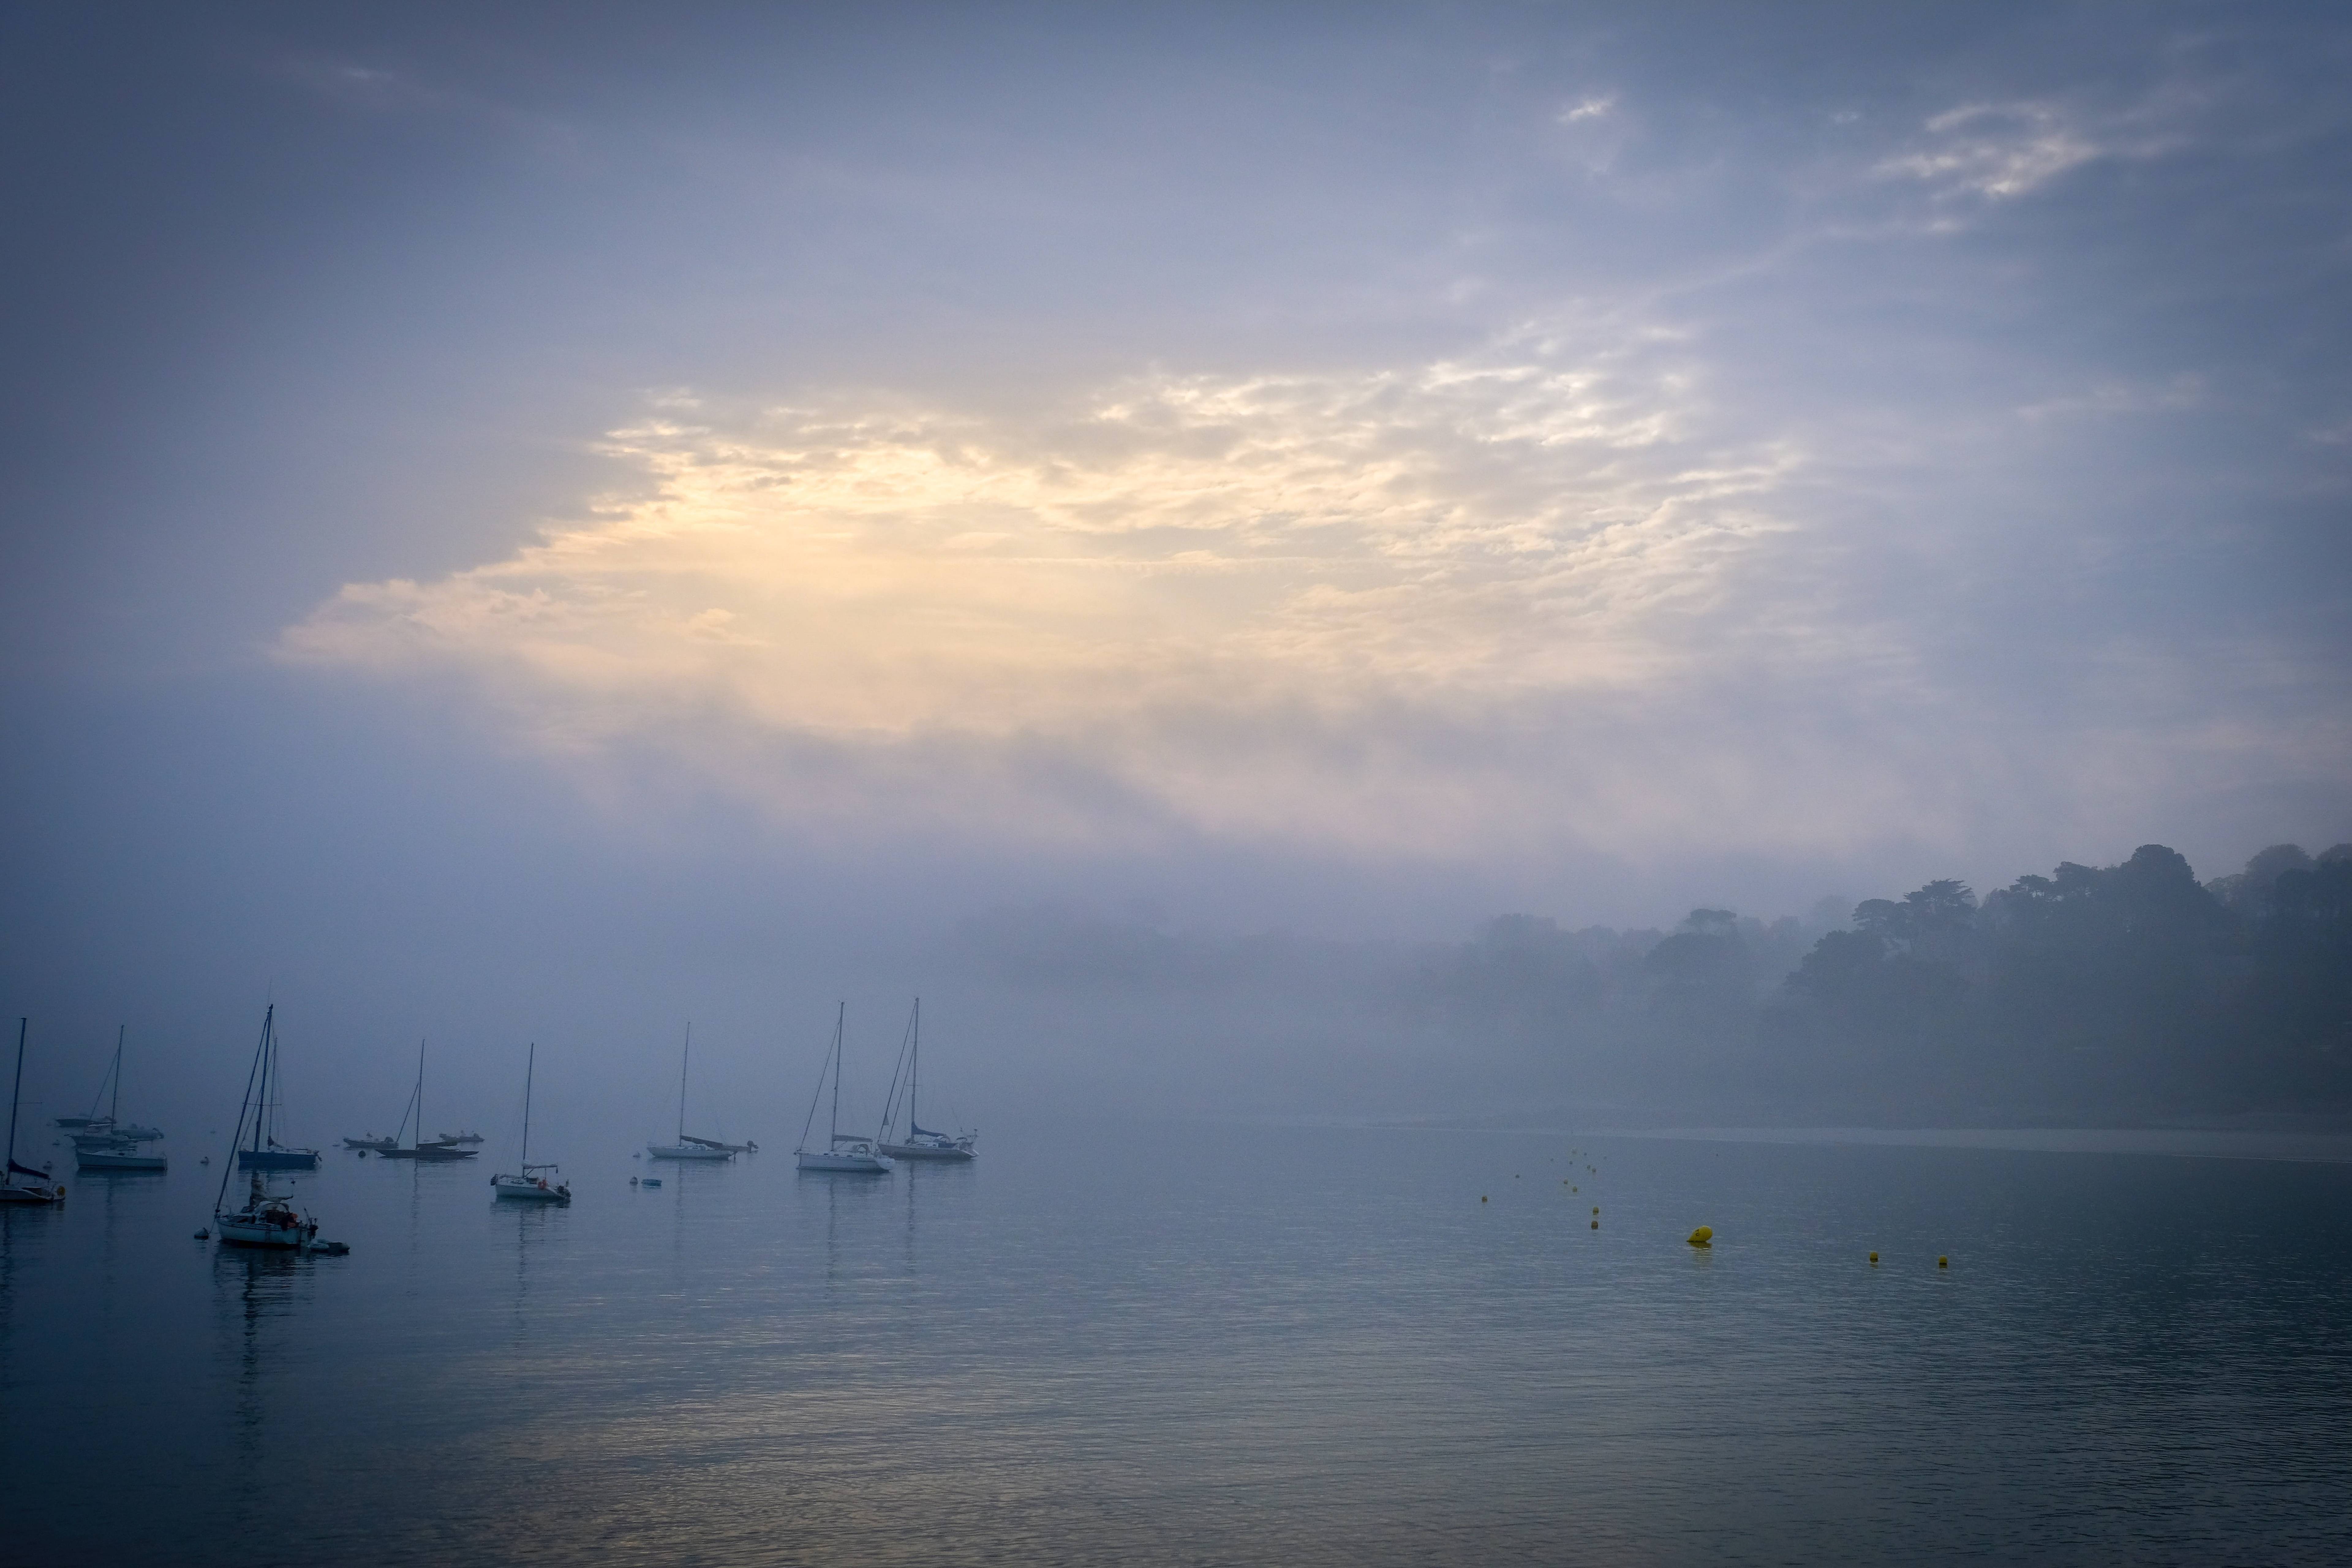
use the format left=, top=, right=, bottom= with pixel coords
left=1687, top=1226, right=1713, bottom=1246
left=1481, top=1195, right=1488, bottom=1203
left=1591, top=1207, right=1599, bottom=1215
left=1868, top=1251, right=1878, bottom=1264
left=1590, top=1219, right=1599, bottom=1229
left=1938, top=1255, right=1949, bottom=1268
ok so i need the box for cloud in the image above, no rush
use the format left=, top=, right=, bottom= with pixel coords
left=1876, top=102, right=2106, bottom=200
left=2016, top=373, right=2205, bottom=422
left=281, top=327, right=1847, bottom=854
left=1873, top=77, right=2216, bottom=208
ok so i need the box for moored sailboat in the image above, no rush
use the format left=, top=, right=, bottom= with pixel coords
left=3, top=1019, right=67, bottom=1204
left=492, top=1042, right=570, bottom=1204
left=375, top=1040, right=478, bottom=1161
left=71, top=1027, right=167, bottom=1173
left=208, top=1007, right=341, bottom=1251
left=213, top=1169, right=318, bottom=1249
left=233, top=1007, right=320, bottom=1170
left=875, top=999, right=976, bottom=1162
left=647, top=1026, right=738, bottom=1160
left=796, top=1005, right=894, bottom=1174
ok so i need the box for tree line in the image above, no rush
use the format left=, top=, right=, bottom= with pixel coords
left=1422, top=842, right=2352, bottom=1122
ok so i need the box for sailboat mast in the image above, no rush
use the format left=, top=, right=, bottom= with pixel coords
left=215, top=1008, right=269, bottom=1215
left=254, top=1005, right=273, bottom=1157
left=831, top=1003, right=844, bottom=1143
left=415, top=1038, right=427, bottom=1152
left=6, top=1017, right=24, bottom=1175
left=909, top=999, right=919, bottom=1133
left=678, top=1024, right=690, bottom=1143
left=522, top=1042, right=534, bottom=1166
left=110, top=1024, right=123, bottom=1124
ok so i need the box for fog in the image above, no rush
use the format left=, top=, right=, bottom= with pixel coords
left=5, top=4, right=2350, bottom=1156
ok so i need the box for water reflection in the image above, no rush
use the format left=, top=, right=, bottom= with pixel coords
left=13, top=1129, right=2352, bottom=1567
left=0, top=1203, right=50, bottom=1401
left=503, top=1193, right=564, bottom=1346
left=210, top=1243, right=315, bottom=1509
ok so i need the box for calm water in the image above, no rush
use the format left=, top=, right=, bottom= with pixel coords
left=3, top=1123, right=2349, bottom=1565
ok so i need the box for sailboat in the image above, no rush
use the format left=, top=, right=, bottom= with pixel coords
left=647, top=1026, right=741, bottom=1160
left=209, top=1008, right=332, bottom=1250
left=234, top=1005, right=319, bottom=1170
left=51, top=1033, right=115, bottom=1133
left=212, top=1169, right=319, bottom=1249
left=795, top=1005, right=894, bottom=1174
left=376, top=1039, right=477, bottom=1161
left=492, top=1043, right=570, bottom=1203
left=55, top=1026, right=166, bottom=1142
left=875, top=999, right=976, bottom=1162
left=3, top=1019, right=67, bottom=1204
left=73, top=1027, right=167, bottom=1172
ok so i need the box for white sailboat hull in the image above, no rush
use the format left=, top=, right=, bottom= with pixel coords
left=215, top=1215, right=314, bottom=1249
left=77, top=1147, right=166, bottom=1171
left=796, top=1148, right=895, bottom=1173
left=492, top=1174, right=570, bottom=1202
left=647, top=1143, right=733, bottom=1160
left=2, top=1180, right=66, bottom=1204
left=876, top=1140, right=974, bottom=1162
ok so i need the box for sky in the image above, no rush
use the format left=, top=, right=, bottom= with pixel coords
left=2, top=2, right=2348, bottom=1129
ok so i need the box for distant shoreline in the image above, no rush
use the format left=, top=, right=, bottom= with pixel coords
left=1223, top=1111, right=2352, bottom=1163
